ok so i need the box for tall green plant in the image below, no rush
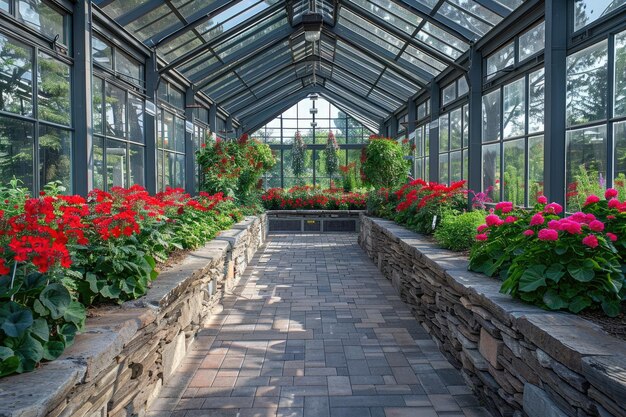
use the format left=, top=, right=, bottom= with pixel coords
left=362, top=137, right=409, bottom=189
left=291, top=131, right=307, bottom=182
left=324, top=131, right=340, bottom=182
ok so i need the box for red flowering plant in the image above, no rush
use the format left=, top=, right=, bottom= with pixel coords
left=470, top=195, right=625, bottom=316
left=261, top=186, right=366, bottom=210
left=393, top=179, right=467, bottom=234
left=0, top=181, right=88, bottom=376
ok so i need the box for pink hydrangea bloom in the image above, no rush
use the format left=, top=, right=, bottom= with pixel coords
left=523, top=229, right=534, bottom=236
left=608, top=198, right=620, bottom=209
left=530, top=213, right=545, bottom=226
left=475, top=233, right=488, bottom=241
left=477, top=224, right=488, bottom=233
left=537, top=195, right=547, bottom=204
left=582, top=234, right=599, bottom=248
left=605, top=188, right=618, bottom=199
left=485, top=214, right=503, bottom=227
left=588, top=220, right=605, bottom=232
left=495, top=201, right=514, bottom=214
left=504, top=216, right=517, bottom=223
left=584, top=195, right=600, bottom=206
left=538, top=229, right=559, bottom=241
left=544, top=203, right=563, bottom=215
left=562, top=220, right=582, bottom=235
left=607, top=232, right=618, bottom=242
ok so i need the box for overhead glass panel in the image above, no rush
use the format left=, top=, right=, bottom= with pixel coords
left=401, top=45, right=447, bottom=75
left=437, top=0, right=502, bottom=37
left=351, top=0, right=421, bottom=34
left=100, top=0, right=153, bottom=20
left=338, top=8, right=403, bottom=55
left=125, top=4, right=181, bottom=43
left=213, top=13, right=289, bottom=59
left=416, top=22, right=468, bottom=59
left=368, top=87, right=403, bottom=109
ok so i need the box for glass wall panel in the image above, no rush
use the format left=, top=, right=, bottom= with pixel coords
left=566, top=125, right=607, bottom=210
left=519, top=21, right=545, bottom=61
left=503, top=138, right=525, bottom=205
left=615, top=30, right=626, bottom=117
left=37, top=52, right=71, bottom=126
left=105, top=138, right=126, bottom=188
left=573, top=0, right=626, bottom=32
left=528, top=69, right=545, bottom=133
left=17, top=0, right=68, bottom=44
left=482, top=89, right=501, bottom=143
left=482, top=143, right=501, bottom=203
left=0, top=115, right=33, bottom=190
left=105, top=83, right=126, bottom=138
left=0, top=34, right=33, bottom=117
left=613, top=122, right=626, bottom=185
left=39, top=124, right=71, bottom=189
left=503, top=78, right=525, bottom=139
left=529, top=135, right=544, bottom=202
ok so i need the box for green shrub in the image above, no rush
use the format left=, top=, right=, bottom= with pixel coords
left=362, top=137, right=409, bottom=189
left=434, top=211, right=486, bottom=252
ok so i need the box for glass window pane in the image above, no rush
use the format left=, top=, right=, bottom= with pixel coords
left=482, top=89, right=501, bottom=143
left=463, top=149, right=468, bottom=181
left=450, top=150, right=462, bottom=182
left=462, top=104, right=469, bottom=148
left=93, top=136, right=104, bottom=190
left=93, top=77, right=103, bottom=134
left=128, top=94, right=144, bottom=143
left=40, top=125, right=71, bottom=191
left=442, top=83, right=456, bottom=105
left=614, top=30, right=626, bottom=117
left=175, top=116, right=185, bottom=153
left=458, top=77, right=469, bottom=96
left=615, top=122, right=626, bottom=187
left=105, top=83, right=126, bottom=138
left=0, top=115, right=34, bottom=191
left=566, top=40, right=608, bottom=127
left=116, top=51, right=143, bottom=87
left=503, top=138, right=525, bottom=205
left=439, top=114, right=449, bottom=152
left=528, top=68, right=545, bottom=133
left=163, top=111, right=174, bottom=150
left=0, top=0, right=8, bottom=12
left=529, top=135, right=544, bottom=203
left=486, top=42, right=514, bottom=80
left=38, top=52, right=71, bottom=126
left=450, top=108, right=462, bottom=150
left=439, top=153, right=449, bottom=185
left=519, top=21, right=545, bottom=61
left=0, top=34, right=33, bottom=117
left=574, top=0, right=626, bottom=32
left=129, top=143, right=144, bottom=187
left=105, top=139, right=127, bottom=188
left=93, top=36, right=112, bottom=70
left=169, top=87, right=184, bottom=109
left=18, top=0, right=67, bottom=44
left=566, top=125, right=607, bottom=211
left=503, top=78, right=525, bottom=139
left=482, top=143, right=501, bottom=202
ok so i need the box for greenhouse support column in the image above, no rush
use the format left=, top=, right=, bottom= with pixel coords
left=389, top=116, right=398, bottom=138
left=544, top=0, right=567, bottom=207
left=407, top=99, right=417, bottom=178
left=72, top=0, right=93, bottom=195
left=429, top=81, right=440, bottom=182
left=468, top=45, right=483, bottom=198
left=226, top=116, right=233, bottom=137
left=185, top=87, right=196, bottom=194
left=209, top=105, right=218, bottom=136
left=145, top=52, right=159, bottom=194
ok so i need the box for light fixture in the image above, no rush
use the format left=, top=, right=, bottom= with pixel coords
left=302, top=13, right=323, bottom=43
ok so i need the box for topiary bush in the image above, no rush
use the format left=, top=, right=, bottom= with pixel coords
left=434, top=210, right=486, bottom=252
left=362, top=136, right=409, bottom=189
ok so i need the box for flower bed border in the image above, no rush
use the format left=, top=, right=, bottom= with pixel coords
left=0, top=214, right=267, bottom=417
left=359, top=214, right=626, bottom=417
left=266, top=210, right=365, bottom=233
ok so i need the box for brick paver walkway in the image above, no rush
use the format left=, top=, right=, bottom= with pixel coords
left=148, top=234, right=491, bottom=417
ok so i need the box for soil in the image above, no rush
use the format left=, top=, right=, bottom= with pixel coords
left=155, top=249, right=190, bottom=273
left=581, top=308, right=626, bottom=342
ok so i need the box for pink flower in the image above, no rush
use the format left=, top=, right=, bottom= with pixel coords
left=608, top=198, right=620, bottom=209
left=475, top=233, right=488, bottom=241
left=485, top=214, right=503, bottom=227
left=606, top=232, right=618, bottom=242
left=588, top=220, right=605, bottom=232
left=530, top=213, right=545, bottom=226
left=504, top=216, right=517, bottom=223
left=608, top=215, right=616, bottom=220
left=477, top=224, right=488, bottom=233
left=538, top=229, right=559, bottom=241
left=605, top=188, right=618, bottom=199
left=544, top=203, right=563, bottom=215
left=537, top=195, right=548, bottom=204
left=523, top=229, right=534, bottom=236
left=548, top=220, right=562, bottom=230
left=495, top=201, right=513, bottom=214
left=570, top=212, right=588, bottom=223
left=582, top=234, right=599, bottom=248
left=562, top=220, right=582, bottom=235
left=585, top=213, right=597, bottom=223
left=584, top=195, right=600, bottom=206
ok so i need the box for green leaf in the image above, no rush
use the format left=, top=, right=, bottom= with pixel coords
left=58, top=323, right=78, bottom=346
left=554, top=246, right=568, bottom=255
left=33, top=299, right=48, bottom=317
left=8, top=333, right=44, bottom=372
left=518, top=265, right=547, bottom=292
left=0, top=346, right=15, bottom=360
left=569, top=296, right=592, bottom=313
left=543, top=290, right=568, bottom=310
left=63, top=301, right=86, bottom=329
left=567, top=263, right=595, bottom=282
left=0, top=355, right=20, bottom=377
left=545, top=264, right=565, bottom=283
left=39, top=284, right=71, bottom=319
left=0, top=302, right=34, bottom=338
left=601, top=299, right=621, bottom=317
left=42, top=341, right=65, bottom=361
left=29, top=318, right=49, bottom=342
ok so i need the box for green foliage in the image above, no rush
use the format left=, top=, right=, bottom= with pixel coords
left=324, top=132, right=340, bottom=181
left=434, top=211, right=486, bottom=252
left=567, top=166, right=606, bottom=212
left=291, top=131, right=307, bottom=180
left=362, top=137, right=409, bottom=189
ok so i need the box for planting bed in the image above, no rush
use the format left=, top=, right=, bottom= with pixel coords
left=0, top=215, right=267, bottom=417
left=359, top=214, right=626, bottom=417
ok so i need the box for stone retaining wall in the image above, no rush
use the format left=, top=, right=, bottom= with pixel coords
left=0, top=214, right=267, bottom=417
left=359, top=215, right=626, bottom=417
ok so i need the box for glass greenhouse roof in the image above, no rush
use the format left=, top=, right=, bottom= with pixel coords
left=94, top=0, right=526, bottom=129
